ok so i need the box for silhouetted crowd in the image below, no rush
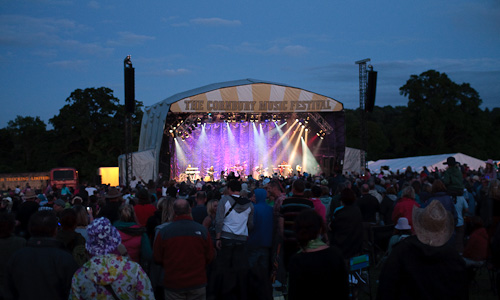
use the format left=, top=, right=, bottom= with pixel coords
left=0, top=157, right=499, bottom=300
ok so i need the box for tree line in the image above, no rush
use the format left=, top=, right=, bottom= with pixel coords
left=0, top=70, right=498, bottom=182
left=0, top=87, right=143, bottom=183
left=346, top=70, right=500, bottom=162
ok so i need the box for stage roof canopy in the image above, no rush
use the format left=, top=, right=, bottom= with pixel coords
left=138, top=78, right=344, bottom=152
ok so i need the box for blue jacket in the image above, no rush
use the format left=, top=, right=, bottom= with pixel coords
left=247, top=188, right=273, bottom=248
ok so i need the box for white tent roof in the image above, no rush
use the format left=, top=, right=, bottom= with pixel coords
left=367, top=153, right=487, bottom=173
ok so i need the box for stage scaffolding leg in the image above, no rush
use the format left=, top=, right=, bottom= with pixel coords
left=125, top=114, right=133, bottom=188
left=355, top=58, right=370, bottom=174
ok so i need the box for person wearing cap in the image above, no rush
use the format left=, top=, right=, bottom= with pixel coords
left=386, top=217, right=412, bottom=257
left=69, top=217, right=154, bottom=299
left=377, top=200, right=468, bottom=300
left=6, top=210, right=79, bottom=300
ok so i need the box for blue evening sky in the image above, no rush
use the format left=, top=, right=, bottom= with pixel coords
left=1, top=0, right=499, bottom=128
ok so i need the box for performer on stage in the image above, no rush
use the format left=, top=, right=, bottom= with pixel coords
left=207, top=166, right=215, bottom=181
left=185, top=164, right=200, bottom=182
left=296, top=164, right=302, bottom=177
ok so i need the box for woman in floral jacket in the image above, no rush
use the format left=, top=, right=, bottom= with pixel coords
left=69, top=217, right=154, bottom=299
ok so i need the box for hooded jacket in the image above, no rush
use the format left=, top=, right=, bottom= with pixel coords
left=114, top=221, right=152, bottom=264
left=69, top=254, right=154, bottom=299
left=247, top=188, right=273, bottom=248
left=215, top=194, right=254, bottom=241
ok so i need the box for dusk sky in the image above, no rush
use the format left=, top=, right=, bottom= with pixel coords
left=1, top=0, right=499, bottom=128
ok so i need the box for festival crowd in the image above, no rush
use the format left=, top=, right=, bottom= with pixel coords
left=0, top=157, right=499, bottom=300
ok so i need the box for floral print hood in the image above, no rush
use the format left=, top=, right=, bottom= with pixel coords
left=69, top=253, right=154, bottom=299
left=87, top=254, right=128, bottom=285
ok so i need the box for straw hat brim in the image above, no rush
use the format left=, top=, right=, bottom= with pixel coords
left=412, top=202, right=454, bottom=247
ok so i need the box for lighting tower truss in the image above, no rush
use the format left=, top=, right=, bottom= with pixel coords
left=355, top=58, right=370, bottom=172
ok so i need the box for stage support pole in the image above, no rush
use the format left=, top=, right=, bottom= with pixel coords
left=355, top=58, right=370, bottom=175
left=124, top=55, right=134, bottom=188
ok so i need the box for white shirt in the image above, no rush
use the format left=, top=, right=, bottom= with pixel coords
left=85, top=187, right=97, bottom=196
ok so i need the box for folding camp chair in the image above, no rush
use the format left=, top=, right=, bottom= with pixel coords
left=348, top=254, right=372, bottom=300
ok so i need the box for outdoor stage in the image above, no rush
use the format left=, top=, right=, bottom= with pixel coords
left=127, top=79, right=346, bottom=184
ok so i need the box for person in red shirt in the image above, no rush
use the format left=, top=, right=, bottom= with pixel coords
left=134, top=188, right=157, bottom=227
left=392, top=186, right=420, bottom=232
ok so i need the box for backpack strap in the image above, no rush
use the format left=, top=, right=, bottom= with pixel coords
left=224, top=196, right=238, bottom=218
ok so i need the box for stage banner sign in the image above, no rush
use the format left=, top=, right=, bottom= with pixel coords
left=169, top=83, right=343, bottom=113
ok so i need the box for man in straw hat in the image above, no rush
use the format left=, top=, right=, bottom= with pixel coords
left=97, top=187, right=122, bottom=223
left=377, top=200, right=467, bottom=300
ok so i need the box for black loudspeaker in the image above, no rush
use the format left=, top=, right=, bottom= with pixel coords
left=124, top=67, right=135, bottom=114
left=365, top=70, right=377, bottom=112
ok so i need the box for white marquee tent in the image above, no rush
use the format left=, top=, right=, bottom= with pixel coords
left=367, top=153, right=488, bottom=174
left=368, top=153, right=486, bottom=173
